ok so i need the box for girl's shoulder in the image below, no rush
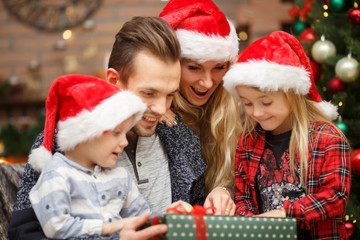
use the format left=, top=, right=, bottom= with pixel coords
left=309, top=121, right=344, bottom=140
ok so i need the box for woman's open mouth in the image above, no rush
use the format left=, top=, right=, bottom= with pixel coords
left=191, top=86, right=209, bottom=97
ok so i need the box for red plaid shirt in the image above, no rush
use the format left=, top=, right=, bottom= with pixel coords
left=234, top=122, right=351, bottom=239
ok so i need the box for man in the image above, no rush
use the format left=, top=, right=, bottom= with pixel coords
left=8, top=16, right=206, bottom=240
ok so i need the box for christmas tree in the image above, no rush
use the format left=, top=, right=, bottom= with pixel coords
left=289, top=0, right=360, bottom=238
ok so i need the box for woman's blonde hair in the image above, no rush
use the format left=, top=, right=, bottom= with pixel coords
left=173, top=84, right=242, bottom=193
left=241, top=89, right=346, bottom=183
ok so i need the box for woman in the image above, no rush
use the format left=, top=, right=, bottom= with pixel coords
left=159, top=0, right=243, bottom=215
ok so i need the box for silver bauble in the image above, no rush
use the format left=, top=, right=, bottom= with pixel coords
left=335, top=56, right=359, bottom=82
left=311, top=39, right=336, bottom=63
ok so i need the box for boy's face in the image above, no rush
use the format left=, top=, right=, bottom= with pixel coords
left=236, top=85, right=292, bottom=135
left=66, top=116, right=135, bottom=170
left=108, top=51, right=180, bottom=137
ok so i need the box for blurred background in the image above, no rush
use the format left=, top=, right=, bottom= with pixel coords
left=1, top=0, right=360, bottom=239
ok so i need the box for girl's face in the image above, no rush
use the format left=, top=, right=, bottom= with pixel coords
left=236, top=86, right=292, bottom=135
left=180, top=59, right=228, bottom=106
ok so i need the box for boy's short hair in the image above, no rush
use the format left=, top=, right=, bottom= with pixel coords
left=108, top=16, right=181, bottom=85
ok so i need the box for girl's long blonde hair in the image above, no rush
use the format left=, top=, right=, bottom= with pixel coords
left=241, top=90, right=345, bottom=183
left=173, top=84, right=242, bottom=193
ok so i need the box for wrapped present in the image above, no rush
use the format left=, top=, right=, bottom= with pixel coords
left=146, top=213, right=297, bottom=240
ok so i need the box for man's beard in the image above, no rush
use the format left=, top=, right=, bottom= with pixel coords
left=131, top=122, right=157, bottom=137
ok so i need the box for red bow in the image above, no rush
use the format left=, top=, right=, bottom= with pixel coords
left=288, top=0, right=315, bottom=21
left=166, top=204, right=215, bottom=215
left=151, top=204, right=215, bottom=240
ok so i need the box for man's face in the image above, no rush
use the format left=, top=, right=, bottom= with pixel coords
left=109, top=51, right=180, bottom=137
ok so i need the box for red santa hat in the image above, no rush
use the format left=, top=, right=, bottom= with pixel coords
left=223, top=31, right=338, bottom=120
left=159, top=0, right=239, bottom=63
left=29, top=74, right=147, bottom=171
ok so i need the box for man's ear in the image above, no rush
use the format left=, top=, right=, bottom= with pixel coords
left=106, top=68, right=126, bottom=89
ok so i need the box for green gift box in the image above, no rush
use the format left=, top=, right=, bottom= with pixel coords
left=146, top=213, right=298, bottom=240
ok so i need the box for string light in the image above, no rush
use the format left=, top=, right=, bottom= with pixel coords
left=238, top=31, right=248, bottom=41
left=323, top=4, right=329, bottom=10
left=338, top=101, right=343, bottom=107
left=322, top=86, right=327, bottom=92
left=63, top=30, right=72, bottom=40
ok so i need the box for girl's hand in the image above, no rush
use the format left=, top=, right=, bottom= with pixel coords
left=159, top=108, right=178, bottom=128
left=203, top=187, right=236, bottom=216
left=256, top=208, right=286, bottom=218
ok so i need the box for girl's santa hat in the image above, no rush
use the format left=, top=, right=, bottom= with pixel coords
left=159, top=0, right=239, bottom=63
left=223, top=31, right=338, bottom=120
left=29, top=74, right=147, bottom=171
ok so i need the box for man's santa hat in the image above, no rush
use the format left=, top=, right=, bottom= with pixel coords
left=223, top=31, right=338, bottom=120
left=159, top=0, right=239, bottom=63
left=29, top=74, right=147, bottom=171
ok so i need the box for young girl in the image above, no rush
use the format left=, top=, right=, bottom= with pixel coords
left=223, top=31, right=351, bottom=239
left=159, top=0, right=243, bottom=215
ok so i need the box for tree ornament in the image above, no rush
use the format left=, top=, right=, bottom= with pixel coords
left=294, top=21, right=307, bottom=35
left=345, top=221, right=356, bottom=239
left=335, top=120, right=348, bottom=134
left=299, top=28, right=316, bottom=43
left=351, top=149, right=360, bottom=175
left=347, top=8, right=360, bottom=24
left=328, top=77, right=347, bottom=93
left=335, top=55, right=359, bottom=82
left=329, top=0, right=346, bottom=12
left=310, top=60, right=321, bottom=82
left=311, top=36, right=336, bottom=63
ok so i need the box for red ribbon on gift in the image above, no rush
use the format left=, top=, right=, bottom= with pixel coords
left=151, top=204, right=215, bottom=240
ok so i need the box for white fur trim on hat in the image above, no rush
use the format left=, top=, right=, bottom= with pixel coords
left=175, top=20, right=239, bottom=63
left=223, top=59, right=311, bottom=97
left=28, top=146, right=53, bottom=172
left=57, top=90, right=146, bottom=152
left=315, top=101, right=339, bottom=121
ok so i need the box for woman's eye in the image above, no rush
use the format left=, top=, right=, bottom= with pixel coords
left=188, top=65, right=199, bottom=70
left=215, top=65, right=226, bottom=70
left=143, top=92, right=153, bottom=97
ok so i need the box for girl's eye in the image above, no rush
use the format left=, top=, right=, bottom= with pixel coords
left=263, top=102, right=272, bottom=106
left=243, top=102, right=252, bottom=107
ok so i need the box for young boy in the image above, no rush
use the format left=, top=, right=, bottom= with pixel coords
left=29, top=74, right=149, bottom=239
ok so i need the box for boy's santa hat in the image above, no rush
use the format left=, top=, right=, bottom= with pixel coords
left=223, top=31, right=338, bottom=120
left=29, top=74, right=147, bottom=171
left=159, top=0, right=238, bottom=63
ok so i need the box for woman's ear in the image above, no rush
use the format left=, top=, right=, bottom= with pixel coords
left=106, top=68, right=125, bottom=88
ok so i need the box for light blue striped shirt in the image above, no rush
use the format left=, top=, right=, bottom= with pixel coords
left=29, top=152, right=150, bottom=239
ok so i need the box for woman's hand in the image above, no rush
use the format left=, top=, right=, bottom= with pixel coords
left=119, top=212, right=167, bottom=240
left=159, top=108, right=178, bottom=128
left=203, top=187, right=236, bottom=216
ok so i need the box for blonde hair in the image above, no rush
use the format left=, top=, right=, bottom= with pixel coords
left=173, top=84, right=242, bottom=193
left=241, top=89, right=346, bottom=183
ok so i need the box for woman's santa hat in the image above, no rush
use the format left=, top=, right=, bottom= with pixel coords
left=29, top=74, right=147, bottom=171
left=223, top=31, right=338, bottom=120
left=159, top=0, right=239, bottom=63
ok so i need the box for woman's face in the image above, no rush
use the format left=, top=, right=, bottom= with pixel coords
left=179, top=59, right=228, bottom=106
